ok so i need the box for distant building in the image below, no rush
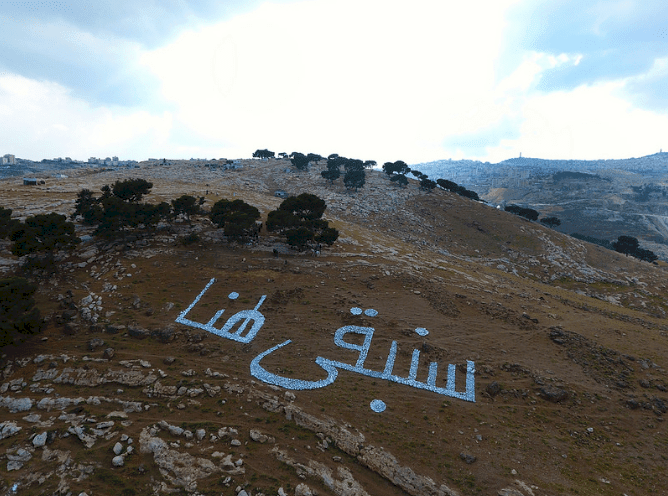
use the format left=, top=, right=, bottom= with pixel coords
left=274, top=189, right=289, bottom=198
left=3, top=154, right=16, bottom=165
left=88, top=157, right=99, bottom=164
left=23, top=178, right=38, bottom=185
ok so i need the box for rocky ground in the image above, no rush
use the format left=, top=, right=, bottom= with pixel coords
left=1, top=158, right=667, bottom=496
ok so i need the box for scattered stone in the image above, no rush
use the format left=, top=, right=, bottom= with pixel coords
left=113, top=442, right=123, bottom=455
left=128, top=326, right=150, bottom=339
left=231, top=439, right=242, bottom=446
left=460, top=452, right=476, bottom=464
left=7, top=448, right=32, bottom=471
left=105, top=324, right=125, bottom=334
left=152, top=326, right=175, bottom=343
left=33, top=431, right=48, bottom=447
left=486, top=381, right=502, bottom=397
left=112, top=455, right=125, bottom=467
left=103, top=348, right=115, bottom=360
left=88, top=338, right=105, bottom=351
left=249, top=429, right=275, bottom=444
left=538, top=385, right=568, bottom=403
left=295, top=483, right=314, bottom=496
left=498, top=489, right=525, bottom=496
left=1, top=421, right=22, bottom=440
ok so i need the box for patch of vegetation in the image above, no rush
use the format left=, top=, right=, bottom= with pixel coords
left=0, top=277, right=43, bottom=347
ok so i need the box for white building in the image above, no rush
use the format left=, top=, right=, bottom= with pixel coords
left=3, top=154, right=16, bottom=165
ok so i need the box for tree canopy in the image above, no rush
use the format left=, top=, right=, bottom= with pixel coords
left=436, top=179, right=480, bottom=201
left=210, top=199, right=261, bottom=242
left=0, top=277, right=43, bottom=347
left=612, top=235, right=658, bottom=262
left=266, top=193, right=338, bottom=250
left=540, top=216, right=561, bottom=228
left=171, top=195, right=203, bottom=224
left=10, top=213, right=79, bottom=257
left=253, top=149, right=275, bottom=159
left=504, top=204, right=539, bottom=221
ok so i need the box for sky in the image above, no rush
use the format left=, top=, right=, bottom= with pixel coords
left=1, top=0, right=667, bottom=165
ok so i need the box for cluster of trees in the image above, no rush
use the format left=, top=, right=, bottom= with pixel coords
left=382, top=160, right=411, bottom=187
left=210, top=199, right=261, bottom=242
left=504, top=204, right=540, bottom=221
left=1, top=206, right=79, bottom=274
left=320, top=154, right=372, bottom=191
left=290, top=152, right=322, bottom=171
left=73, top=178, right=174, bottom=237
left=570, top=233, right=658, bottom=263
left=435, top=179, right=480, bottom=200
left=381, top=162, right=481, bottom=200
left=612, top=235, right=658, bottom=262
left=571, top=233, right=613, bottom=250
left=266, top=193, right=338, bottom=250
left=504, top=204, right=561, bottom=228
left=0, top=277, right=43, bottom=346
left=253, top=149, right=275, bottom=159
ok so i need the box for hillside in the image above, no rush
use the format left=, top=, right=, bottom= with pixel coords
left=1, top=158, right=667, bottom=496
left=412, top=153, right=668, bottom=261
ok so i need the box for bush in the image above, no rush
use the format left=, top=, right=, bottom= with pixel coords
left=540, top=216, right=561, bottom=228
left=10, top=213, right=79, bottom=258
left=266, top=193, right=337, bottom=250
left=210, top=199, right=260, bottom=242
left=178, top=233, right=201, bottom=245
left=0, top=207, right=19, bottom=238
left=504, top=204, right=539, bottom=221
left=0, top=277, right=43, bottom=347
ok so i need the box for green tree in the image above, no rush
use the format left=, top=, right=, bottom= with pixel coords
left=540, top=216, right=561, bottom=228
left=0, top=207, right=19, bottom=239
left=390, top=174, right=408, bottom=187
left=344, top=168, right=365, bottom=191
left=111, top=178, right=153, bottom=203
left=291, top=152, right=310, bottom=171
left=382, top=161, right=410, bottom=176
left=171, top=195, right=201, bottom=225
left=285, top=227, right=314, bottom=251
left=72, top=189, right=103, bottom=225
left=316, top=226, right=339, bottom=246
left=210, top=199, right=261, bottom=242
left=504, top=204, right=539, bottom=221
left=266, top=194, right=337, bottom=250
left=0, top=277, right=43, bottom=347
left=420, top=178, right=437, bottom=192
left=612, top=235, right=658, bottom=262
left=10, top=213, right=79, bottom=258
left=8, top=213, right=78, bottom=275
left=321, top=158, right=341, bottom=184
left=253, top=149, right=275, bottom=159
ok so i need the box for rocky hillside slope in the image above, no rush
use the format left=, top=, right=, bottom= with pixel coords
left=1, top=158, right=667, bottom=496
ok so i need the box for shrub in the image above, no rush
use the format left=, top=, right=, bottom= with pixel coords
left=0, top=277, right=43, bottom=347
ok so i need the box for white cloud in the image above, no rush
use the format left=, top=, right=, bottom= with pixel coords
left=485, top=79, right=668, bottom=161
left=2, top=0, right=665, bottom=165
left=140, top=0, right=520, bottom=164
left=0, top=73, right=172, bottom=160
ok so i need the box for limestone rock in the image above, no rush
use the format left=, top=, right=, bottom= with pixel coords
left=0, top=421, right=22, bottom=440
left=249, top=429, right=275, bottom=444
left=32, top=431, right=48, bottom=447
